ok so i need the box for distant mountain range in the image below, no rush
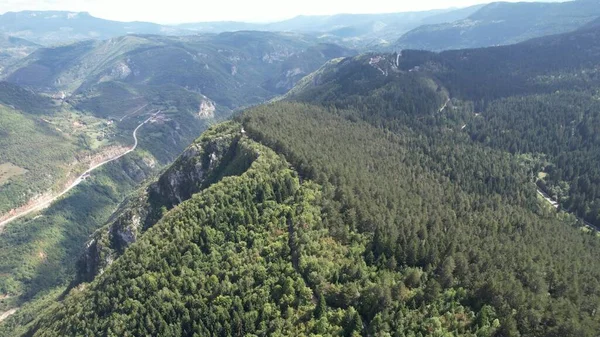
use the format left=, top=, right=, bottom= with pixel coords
left=0, top=11, right=181, bottom=45
left=0, top=7, right=484, bottom=49
left=395, top=0, right=600, bottom=51
left=2, top=1, right=597, bottom=55
left=178, top=6, right=485, bottom=48
left=1, top=32, right=355, bottom=110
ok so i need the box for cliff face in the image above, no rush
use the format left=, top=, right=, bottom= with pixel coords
left=77, top=122, right=255, bottom=282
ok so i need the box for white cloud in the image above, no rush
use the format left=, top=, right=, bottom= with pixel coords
left=0, top=0, right=569, bottom=24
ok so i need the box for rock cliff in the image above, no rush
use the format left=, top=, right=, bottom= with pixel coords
left=77, top=122, right=256, bottom=282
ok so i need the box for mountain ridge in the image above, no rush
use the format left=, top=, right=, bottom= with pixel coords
left=7, top=21, right=600, bottom=337
left=395, top=0, right=600, bottom=51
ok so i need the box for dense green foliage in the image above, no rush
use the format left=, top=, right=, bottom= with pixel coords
left=0, top=102, right=77, bottom=214
left=0, top=31, right=350, bottom=329
left=242, top=103, right=600, bottom=336
left=21, top=127, right=502, bottom=336
left=20, top=95, right=600, bottom=336
left=292, top=25, right=600, bottom=229
left=468, top=92, right=600, bottom=226
left=6, top=11, right=600, bottom=337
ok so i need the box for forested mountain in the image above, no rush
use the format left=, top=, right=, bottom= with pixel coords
left=2, top=32, right=354, bottom=112
left=292, top=24, right=600, bottom=228
left=0, top=31, right=351, bottom=328
left=4, top=22, right=600, bottom=337
left=0, top=82, right=84, bottom=215
left=0, top=11, right=183, bottom=45
left=395, top=0, right=600, bottom=51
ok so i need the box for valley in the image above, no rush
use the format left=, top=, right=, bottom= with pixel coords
left=2, top=1, right=600, bottom=336
left=0, top=29, right=356, bottom=336
left=0, top=111, right=158, bottom=230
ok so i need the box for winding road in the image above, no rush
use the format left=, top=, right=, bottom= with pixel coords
left=0, top=113, right=157, bottom=230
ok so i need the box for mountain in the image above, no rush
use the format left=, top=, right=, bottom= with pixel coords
left=0, top=82, right=84, bottom=214
left=395, top=0, right=600, bottom=51
left=581, top=16, right=600, bottom=29
left=0, top=11, right=183, bottom=46
left=174, top=21, right=262, bottom=33
left=0, top=34, right=38, bottom=70
left=0, top=7, right=481, bottom=49
left=0, top=31, right=353, bottom=332
left=178, top=6, right=485, bottom=49
left=292, top=23, right=600, bottom=225
left=2, top=32, right=354, bottom=110
left=6, top=23, right=600, bottom=337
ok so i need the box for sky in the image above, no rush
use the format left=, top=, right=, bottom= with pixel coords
left=0, top=0, right=566, bottom=24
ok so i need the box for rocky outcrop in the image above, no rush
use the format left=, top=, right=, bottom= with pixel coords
left=77, top=122, right=256, bottom=283
left=198, top=97, right=216, bottom=119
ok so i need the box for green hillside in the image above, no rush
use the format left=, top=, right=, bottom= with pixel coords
left=0, top=31, right=352, bottom=333
left=293, top=24, right=600, bottom=229
left=0, top=84, right=79, bottom=215
left=0, top=30, right=352, bottom=217
left=8, top=25, right=600, bottom=337
left=14, top=103, right=600, bottom=336
left=2, top=32, right=354, bottom=114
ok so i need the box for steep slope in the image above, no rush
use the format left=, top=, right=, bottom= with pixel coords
left=14, top=102, right=600, bottom=336
left=9, top=25, right=600, bottom=337
left=0, top=82, right=81, bottom=215
left=0, top=34, right=38, bottom=70
left=0, top=11, right=182, bottom=46
left=0, top=31, right=352, bottom=217
left=2, top=32, right=354, bottom=113
left=76, top=123, right=255, bottom=282
left=0, top=31, right=353, bottom=333
left=395, top=0, right=600, bottom=51
left=294, top=24, right=600, bottom=227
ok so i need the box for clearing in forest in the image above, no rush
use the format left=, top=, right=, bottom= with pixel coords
left=0, top=163, right=27, bottom=186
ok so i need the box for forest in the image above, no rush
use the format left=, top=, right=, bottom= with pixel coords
left=5, top=18, right=600, bottom=337
left=14, top=100, right=600, bottom=336
left=288, top=24, right=600, bottom=228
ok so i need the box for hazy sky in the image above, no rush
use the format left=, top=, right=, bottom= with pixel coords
left=0, top=0, right=566, bottom=24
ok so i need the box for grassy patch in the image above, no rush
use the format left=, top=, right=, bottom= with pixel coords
left=0, top=164, right=27, bottom=186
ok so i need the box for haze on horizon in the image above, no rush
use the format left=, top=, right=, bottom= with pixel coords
left=0, top=0, right=568, bottom=24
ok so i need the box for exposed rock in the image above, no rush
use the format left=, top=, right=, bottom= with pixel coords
left=198, top=98, right=216, bottom=119
left=98, top=61, right=132, bottom=83
left=76, top=123, right=255, bottom=284
left=262, top=50, right=293, bottom=63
